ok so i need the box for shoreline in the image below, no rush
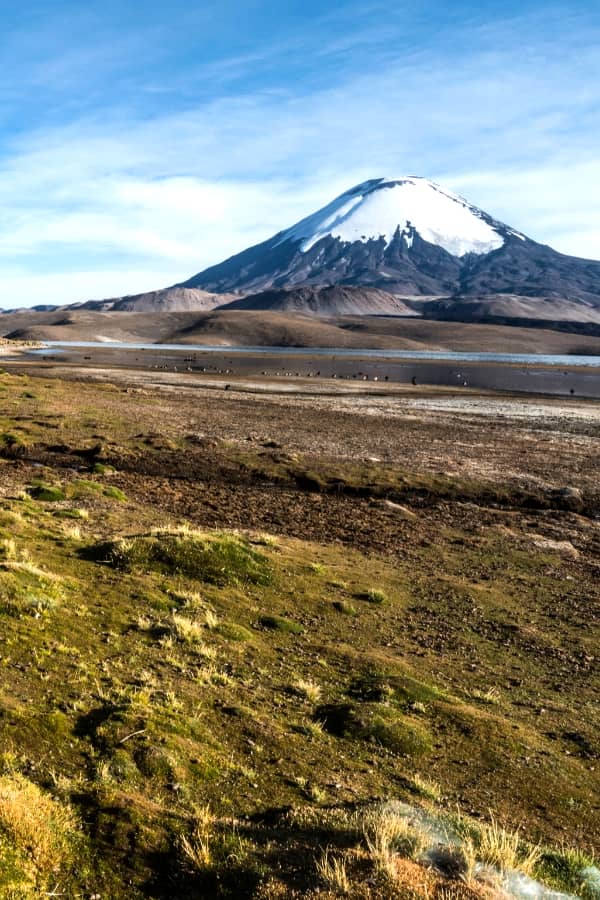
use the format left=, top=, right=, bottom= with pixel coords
left=8, top=343, right=600, bottom=399
left=18, top=340, right=600, bottom=368
left=4, top=359, right=600, bottom=425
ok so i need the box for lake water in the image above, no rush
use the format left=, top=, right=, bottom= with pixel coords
left=24, top=341, right=600, bottom=399
left=31, top=340, right=600, bottom=367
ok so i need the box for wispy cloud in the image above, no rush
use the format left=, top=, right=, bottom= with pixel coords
left=0, top=2, right=599, bottom=305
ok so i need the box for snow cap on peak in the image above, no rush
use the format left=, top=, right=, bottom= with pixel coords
left=279, top=176, right=505, bottom=257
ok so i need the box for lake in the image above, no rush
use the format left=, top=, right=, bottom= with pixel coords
left=24, top=341, right=600, bottom=399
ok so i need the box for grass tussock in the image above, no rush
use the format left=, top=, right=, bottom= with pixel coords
left=293, top=678, right=322, bottom=703
left=363, top=808, right=432, bottom=873
left=332, top=599, right=358, bottom=616
left=215, top=621, right=254, bottom=642
left=469, top=816, right=542, bottom=876
left=258, top=614, right=304, bottom=634
left=0, top=560, right=64, bottom=617
left=358, top=588, right=387, bottom=605
left=0, top=773, right=82, bottom=896
left=27, top=481, right=65, bottom=502
left=0, top=369, right=594, bottom=897
left=96, top=529, right=272, bottom=586
left=170, top=613, right=205, bottom=643
left=315, top=703, right=433, bottom=758
left=315, top=848, right=351, bottom=894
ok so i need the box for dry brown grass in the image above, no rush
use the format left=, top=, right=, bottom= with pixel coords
left=0, top=773, right=80, bottom=892
left=170, top=612, right=204, bottom=643
left=294, top=678, right=323, bottom=703
left=180, top=804, right=215, bottom=870
left=474, top=816, right=541, bottom=875
left=363, top=808, right=432, bottom=876
left=315, top=848, right=351, bottom=894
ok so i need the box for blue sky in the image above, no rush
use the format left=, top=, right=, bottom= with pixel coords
left=1, top=0, right=599, bottom=305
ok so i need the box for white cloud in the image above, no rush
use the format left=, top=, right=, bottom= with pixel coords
left=0, top=269, right=187, bottom=308
left=0, top=4, right=599, bottom=306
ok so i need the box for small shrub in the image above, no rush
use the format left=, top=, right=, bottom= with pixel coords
left=358, top=588, right=386, bottom=605
left=27, top=482, right=65, bottom=502
left=258, top=614, right=304, bottom=634
left=216, top=622, right=253, bottom=642
left=332, top=600, right=357, bottom=616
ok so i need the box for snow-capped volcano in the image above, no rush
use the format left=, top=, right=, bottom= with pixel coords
left=278, top=177, right=515, bottom=257
left=176, top=176, right=600, bottom=318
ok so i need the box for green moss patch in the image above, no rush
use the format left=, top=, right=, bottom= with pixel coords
left=314, top=702, right=432, bottom=758
left=92, top=529, right=271, bottom=586
left=0, top=562, right=64, bottom=616
left=258, top=614, right=304, bottom=634
left=215, top=622, right=253, bottom=642
left=27, top=482, right=65, bottom=502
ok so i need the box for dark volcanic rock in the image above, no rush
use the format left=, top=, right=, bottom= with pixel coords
left=220, top=284, right=415, bottom=316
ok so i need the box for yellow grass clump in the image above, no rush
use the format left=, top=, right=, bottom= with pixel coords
left=0, top=773, right=81, bottom=896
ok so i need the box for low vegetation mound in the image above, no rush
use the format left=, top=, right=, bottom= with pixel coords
left=93, top=527, right=272, bottom=586
left=0, top=559, right=63, bottom=616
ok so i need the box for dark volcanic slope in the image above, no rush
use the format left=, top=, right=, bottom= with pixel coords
left=5, top=178, right=600, bottom=329
left=75, top=286, right=231, bottom=313
left=182, top=229, right=600, bottom=309
left=221, top=285, right=415, bottom=316
left=419, top=294, right=600, bottom=327
left=181, top=228, right=463, bottom=296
